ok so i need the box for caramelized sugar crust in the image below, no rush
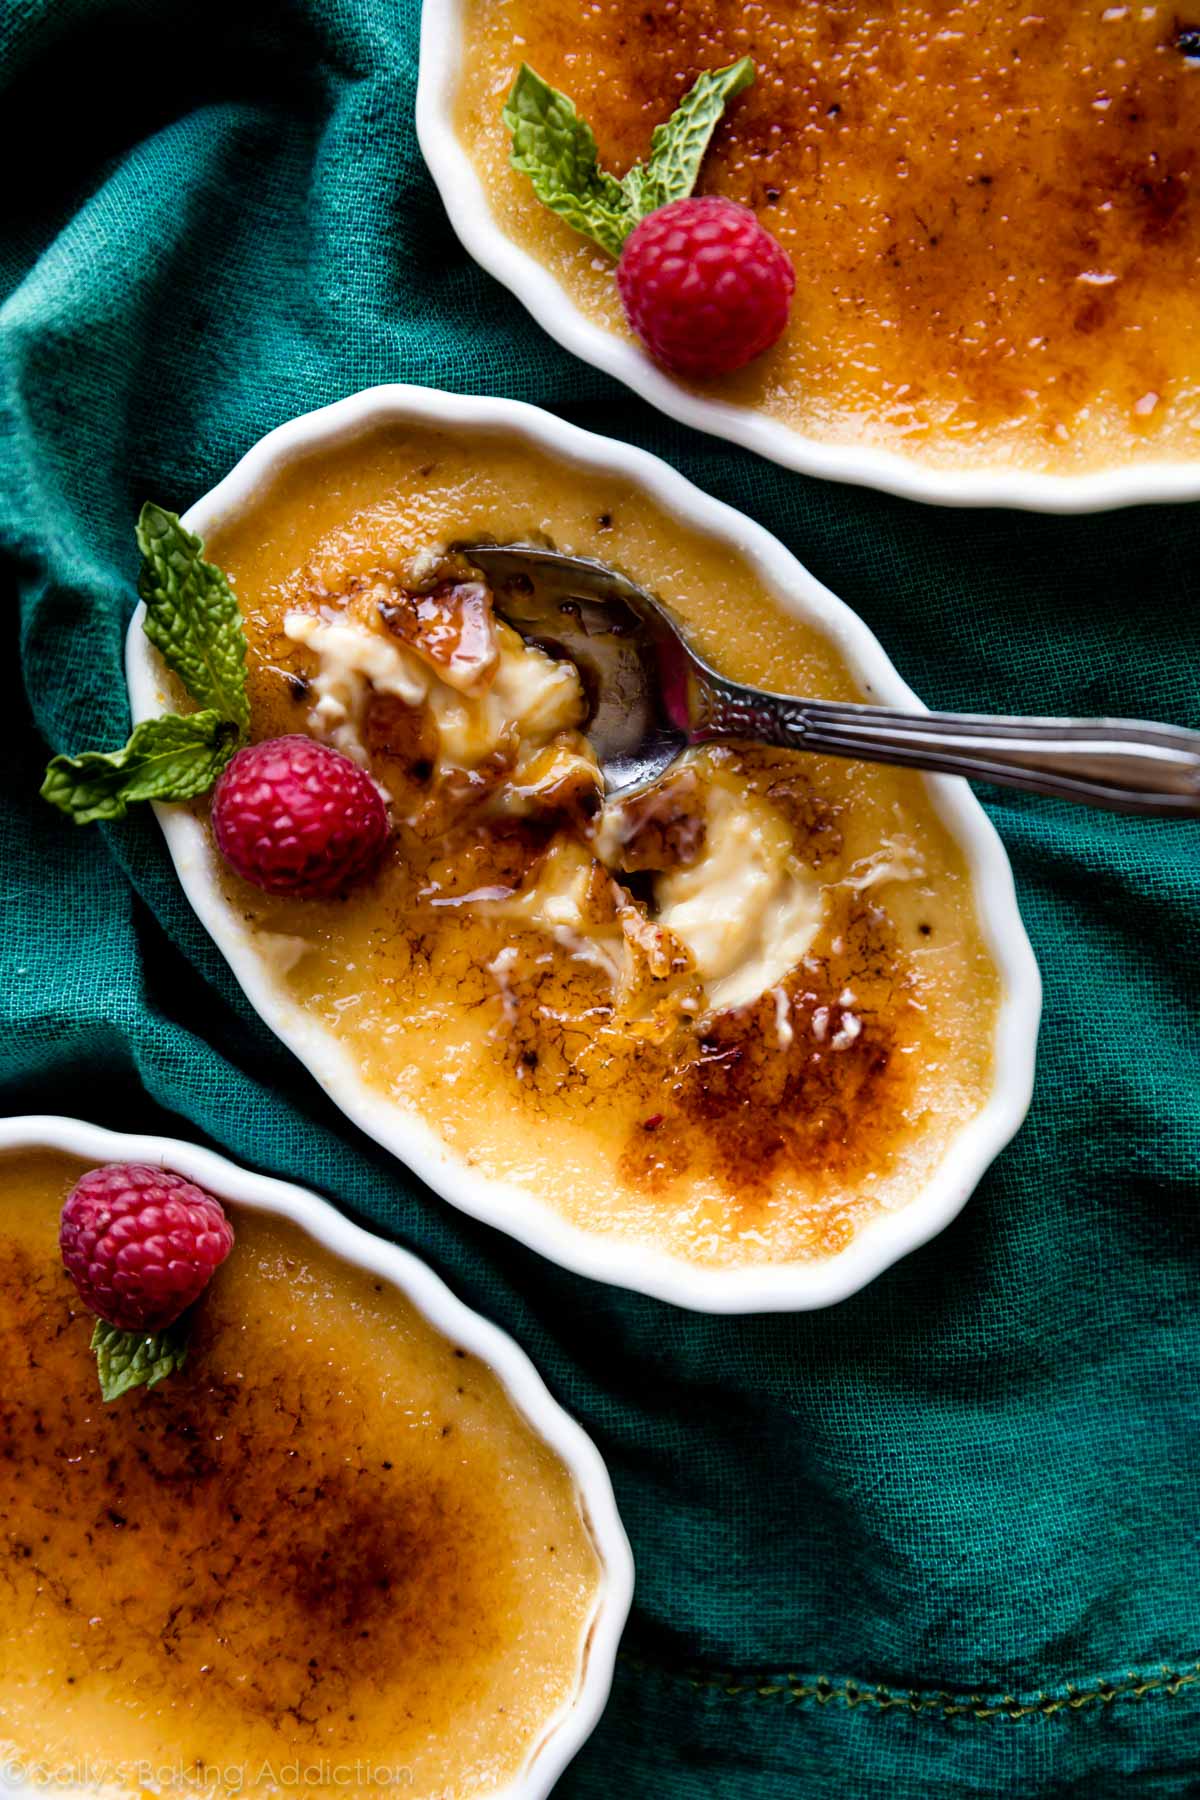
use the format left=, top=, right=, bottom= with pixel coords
left=619, top=888, right=909, bottom=1225
left=0, top=1152, right=600, bottom=1800
left=200, top=423, right=1000, bottom=1269
left=455, top=1, right=1200, bottom=473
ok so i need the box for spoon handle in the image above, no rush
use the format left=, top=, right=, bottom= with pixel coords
left=700, top=682, right=1200, bottom=817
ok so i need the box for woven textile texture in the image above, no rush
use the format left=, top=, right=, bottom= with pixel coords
left=2, top=3, right=1198, bottom=1794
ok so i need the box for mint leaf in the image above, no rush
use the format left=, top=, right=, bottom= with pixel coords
left=41, top=503, right=249, bottom=827
left=41, top=710, right=239, bottom=824
left=91, top=1317, right=190, bottom=1403
left=504, top=64, right=635, bottom=259
left=642, top=58, right=755, bottom=210
left=619, top=162, right=652, bottom=218
left=137, top=502, right=250, bottom=732
left=504, top=60, right=756, bottom=256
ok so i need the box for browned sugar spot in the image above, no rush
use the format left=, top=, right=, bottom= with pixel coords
left=707, top=745, right=844, bottom=868
left=366, top=691, right=440, bottom=809
left=619, top=897, right=911, bottom=1201
left=601, top=764, right=707, bottom=872
left=378, top=579, right=500, bottom=694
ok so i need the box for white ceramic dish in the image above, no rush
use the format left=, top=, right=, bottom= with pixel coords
left=415, top=0, right=1200, bottom=514
left=0, top=1113, right=633, bottom=1800
left=125, top=383, right=1041, bottom=1312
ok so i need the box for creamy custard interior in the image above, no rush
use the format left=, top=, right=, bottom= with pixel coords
left=453, top=1, right=1200, bottom=475
left=191, top=423, right=1001, bottom=1269
left=0, top=1149, right=601, bottom=1800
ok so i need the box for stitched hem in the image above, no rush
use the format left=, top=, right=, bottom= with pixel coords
left=619, top=1655, right=1200, bottom=1722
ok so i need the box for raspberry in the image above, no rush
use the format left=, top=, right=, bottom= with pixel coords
left=211, top=735, right=389, bottom=899
left=60, top=1164, right=235, bottom=1332
left=616, top=196, right=795, bottom=379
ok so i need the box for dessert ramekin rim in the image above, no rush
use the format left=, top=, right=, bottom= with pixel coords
left=124, top=381, right=1041, bottom=1312
left=414, top=0, right=1200, bottom=515
left=0, top=1112, right=634, bottom=1800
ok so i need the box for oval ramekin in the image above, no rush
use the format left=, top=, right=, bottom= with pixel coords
left=0, top=1113, right=634, bottom=1800
left=415, top=0, right=1200, bottom=514
left=125, top=383, right=1042, bottom=1311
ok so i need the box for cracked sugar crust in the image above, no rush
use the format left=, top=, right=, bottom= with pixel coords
left=196, top=422, right=1001, bottom=1269
left=455, top=0, right=1200, bottom=475
left=0, top=1150, right=600, bottom=1800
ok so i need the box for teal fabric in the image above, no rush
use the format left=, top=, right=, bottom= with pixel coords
left=2, top=3, right=1199, bottom=1794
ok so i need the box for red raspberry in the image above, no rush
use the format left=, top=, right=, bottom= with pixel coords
left=60, top=1164, right=235, bottom=1332
left=616, top=195, right=795, bottom=378
left=211, top=735, right=389, bottom=898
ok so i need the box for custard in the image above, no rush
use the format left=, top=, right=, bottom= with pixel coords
left=452, top=1, right=1200, bottom=474
left=188, top=422, right=1002, bottom=1269
left=0, top=1148, right=601, bottom=1800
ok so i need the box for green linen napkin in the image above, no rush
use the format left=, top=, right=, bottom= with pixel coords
left=2, top=3, right=1198, bottom=1793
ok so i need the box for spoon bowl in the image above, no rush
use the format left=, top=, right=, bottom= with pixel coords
left=458, top=542, right=693, bottom=794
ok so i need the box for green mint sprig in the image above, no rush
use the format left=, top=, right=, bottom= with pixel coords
left=42, top=712, right=239, bottom=825
left=42, top=502, right=249, bottom=823
left=91, top=1316, right=190, bottom=1403
left=137, top=503, right=250, bottom=733
left=503, top=57, right=755, bottom=258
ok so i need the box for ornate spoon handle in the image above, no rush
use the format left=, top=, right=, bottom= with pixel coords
left=700, top=681, right=1200, bottom=817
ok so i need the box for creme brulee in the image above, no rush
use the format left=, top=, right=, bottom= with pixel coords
left=184, top=422, right=1001, bottom=1269
left=452, top=1, right=1200, bottom=474
left=0, top=1148, right=601, bottom=1800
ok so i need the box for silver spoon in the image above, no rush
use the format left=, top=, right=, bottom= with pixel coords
left=459, top=542, right=1200, bottom=818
